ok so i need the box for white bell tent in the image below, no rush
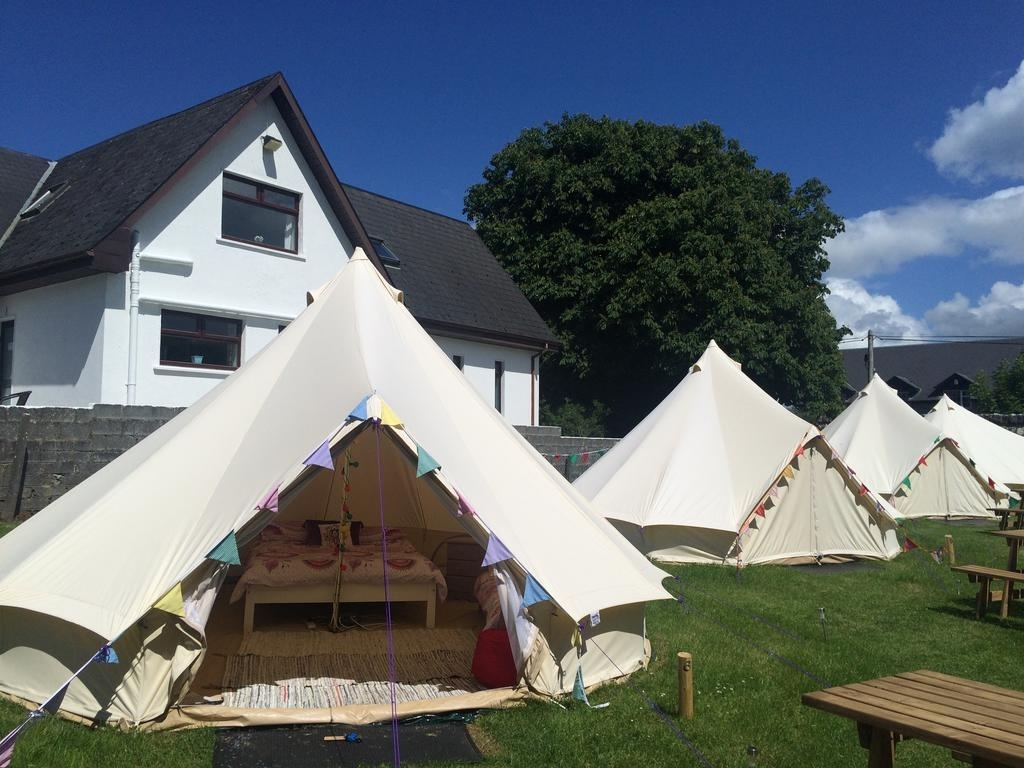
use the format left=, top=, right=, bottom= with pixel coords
left=824, top=377, right=1006, bottom=519
left=574, top=341, right=902, bottom=565
left=927, top=394, right=1024, bottom=498
left=0, top=249, right=671, bottom=729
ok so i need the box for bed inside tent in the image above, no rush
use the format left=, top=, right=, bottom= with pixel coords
left=172, top=417, right=527, bottom=728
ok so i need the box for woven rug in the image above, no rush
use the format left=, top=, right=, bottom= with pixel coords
left=222, top=628, right=485, bottom=708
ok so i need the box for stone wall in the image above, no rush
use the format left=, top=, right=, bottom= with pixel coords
left=0, top=408, right=617, bottom=519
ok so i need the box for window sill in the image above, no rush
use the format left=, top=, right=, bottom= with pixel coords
left=153, top=364, right=233, bottom=379
left=216, top=238, right=305, bottom=261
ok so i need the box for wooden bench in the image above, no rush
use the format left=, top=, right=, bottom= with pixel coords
left=951, top=564, right=1024, bottom=619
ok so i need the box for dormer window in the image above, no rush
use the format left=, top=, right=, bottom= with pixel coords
left=370, top=237, right=401, bottom=268
left=20, top=181, right=68, bottom=219
left=222, top=174, right=299, bottom=252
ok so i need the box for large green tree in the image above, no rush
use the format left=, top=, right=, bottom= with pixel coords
left=969, top=353, right=1024, bottom=413
left=465, top=115, right=849, bottom=434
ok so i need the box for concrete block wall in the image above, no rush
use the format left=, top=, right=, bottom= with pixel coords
left=0, top=405, right=183, bottom=519
left=0, top=408, right=616, bottom=519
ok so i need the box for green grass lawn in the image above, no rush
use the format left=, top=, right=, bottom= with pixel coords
left=1, top=518, right=1021, bottom=767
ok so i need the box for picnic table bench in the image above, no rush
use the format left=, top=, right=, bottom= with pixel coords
left=950, top=564, right=1024, bottom=619
left=802, top=670, right=1024, bottom=767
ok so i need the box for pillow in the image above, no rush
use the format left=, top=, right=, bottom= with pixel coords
left=319, top=523, right=340, bottom=546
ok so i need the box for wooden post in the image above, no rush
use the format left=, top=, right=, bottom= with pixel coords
left=943, top=535, right=956, bottom=566
left=677, top=651, right=693, bottom=719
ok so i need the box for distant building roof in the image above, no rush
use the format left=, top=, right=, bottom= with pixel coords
left=841, top=338, right=1024, bottom=411
left=343, top=185, right=560, bottom=350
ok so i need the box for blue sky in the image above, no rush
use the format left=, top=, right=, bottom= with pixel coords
left=3, top=1, right=1023, bottom=348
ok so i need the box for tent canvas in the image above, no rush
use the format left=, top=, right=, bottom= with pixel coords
left=926, top=394, right=1024, bottom=495
left=574, top=341, right=902, bottom=565
left=0, top=249, right=671, bottom=729
left=824, top=377, right=1006, bottom=520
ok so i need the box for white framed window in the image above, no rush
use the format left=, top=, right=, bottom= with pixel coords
left=222, top=174, right=299, bottom=252
left=160, top=310, right=242, bottom=370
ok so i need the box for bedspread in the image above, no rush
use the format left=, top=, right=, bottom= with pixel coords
left=229, top=524, right=447, bottom=603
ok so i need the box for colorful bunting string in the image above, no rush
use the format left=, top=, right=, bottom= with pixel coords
left=207, top=532, right=241, bottom=566
left=544, top=447, right=611, bottom=466
left=482, top=535, right=514, bottom=566
left=415, top=447, right=440, bottom=478
left=523, top=574, right=552, bottom=606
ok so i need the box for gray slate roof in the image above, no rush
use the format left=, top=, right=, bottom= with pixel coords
left=0, top=147, right=52, bottom=245
left=0, top=76, right=281, bottom=284
left=343, top=185, right=560, bottom=349
left=842, top=338, right=1024, bottom=405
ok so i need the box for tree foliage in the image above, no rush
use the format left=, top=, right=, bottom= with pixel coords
left=969, top=353, right=1024, bottom=412
left=465, top=114, right=849, bottom=434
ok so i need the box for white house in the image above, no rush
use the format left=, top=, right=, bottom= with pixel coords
left=0, top=74, right=558, bottom=425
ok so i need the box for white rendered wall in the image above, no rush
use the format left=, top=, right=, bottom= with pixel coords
left=123, top=100, right=354, bottom=407
left=0, top=276, right=110, bottom=407
left=432, top=335, right=539, bottom=426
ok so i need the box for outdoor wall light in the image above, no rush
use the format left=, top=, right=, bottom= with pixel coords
left=262, top=135, right=283, bottom=152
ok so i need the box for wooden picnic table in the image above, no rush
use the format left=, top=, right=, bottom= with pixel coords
left=990, top=507, right=1024, bottom=531
left=802, top=670, right=1024, bottom=767
left=988, top=528, right=1024, bottom=572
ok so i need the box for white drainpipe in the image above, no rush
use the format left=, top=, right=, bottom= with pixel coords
left=126, top=231, right=141, bottom=405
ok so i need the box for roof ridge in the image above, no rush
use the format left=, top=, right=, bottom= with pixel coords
left=342, top=183, right=470, bottom=227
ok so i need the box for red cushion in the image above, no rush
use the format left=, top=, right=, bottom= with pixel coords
left=471, top=628, right=518, bottom=688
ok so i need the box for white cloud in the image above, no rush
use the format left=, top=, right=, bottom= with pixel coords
left=925, top=281, right=1024, bottom=336
left=826, top=186, right=1024, bottom=279
left=928, top=60, right=1024, bottom=181
left=825, top=278, right=929, bottom=341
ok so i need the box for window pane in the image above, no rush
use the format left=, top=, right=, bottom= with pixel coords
left=263, top=188, right=299, bottom=210
left=161, top=311, right=199, bottom=333
left=224, top=176, right=258, bottom=199
left=202, top=316, right=242, bottom=338
left=222, top=197, right=297, bottom=251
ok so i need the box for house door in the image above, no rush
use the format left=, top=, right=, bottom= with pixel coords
left=0, top=321, right=13, bottom=401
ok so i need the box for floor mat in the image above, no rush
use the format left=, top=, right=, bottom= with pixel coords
left=222, top=627, right=485, bottom=708
left=213, top=721, right=482, bottom=767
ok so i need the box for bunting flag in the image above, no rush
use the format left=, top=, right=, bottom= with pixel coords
left=522, top=574, right=551, bottom=606
left=303, top=439, right=334, bottom=470
left=572, top=666, right=589, bottom=705
left=207, top=532, right=241, bottom=566
left=782, top=465, right=795, bottom=480
left=738, top=521, right=751, bottom=535
left=988, top=477, right=996, bottom=489
left=154, top=583, right=186, bottom=617
left=569, top=454, right=580, bottom=466
left=41, top=682, right=70, bottom=716
left=482, top=535, right=513, bottom=566
left=416, top=446, right=441, bottom=477
left=768, top=486, right=779, bottom=500
left=754, top=504, right=766, bottom=518
left=901, top=476, right=912, bottom=490
left=257, top=486, right=279, bottom=513
left=379, top=401, right=402, bottom=426
left=0, top=727, right=20, bottom=768
left=794, top=443, right=805, bottom=458
left=93, top=644, right=119, bottom=665
left=918, top=455, right=928, bottom=467
left=858, top=484, right=868, bottom=496
left=902, top=537, right=919, bottom=552
left=348, top=395, right=370, bottom=421
left=456, top=491, right=476, bottom=517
